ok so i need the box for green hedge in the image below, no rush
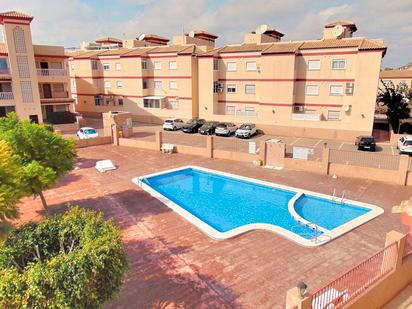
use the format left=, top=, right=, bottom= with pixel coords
left=0, top=207, right=128, bottom=308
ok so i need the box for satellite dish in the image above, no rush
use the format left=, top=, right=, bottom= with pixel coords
left=342, top=104, right=350, bottom=112
left=332, top=25, right=344, bottom=38
left=188, top=30, right=195, bottom=38
left=138, top=33, right=145, bottom=41
left=256, top=24, right=268, bottom=34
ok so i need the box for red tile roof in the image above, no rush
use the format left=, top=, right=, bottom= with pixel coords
left=0, top=11, right=33, bottom=21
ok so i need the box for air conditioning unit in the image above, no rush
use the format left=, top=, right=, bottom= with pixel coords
left=293, top=105, right=304, bottom=113
left=345, top=82, right=354, bottom=95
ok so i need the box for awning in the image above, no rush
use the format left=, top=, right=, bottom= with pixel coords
left=143, top=96, right=165, bottom=100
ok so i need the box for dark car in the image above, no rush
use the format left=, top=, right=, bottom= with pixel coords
left=355, top=136, right=376, bottom=151
left=182, top=118, right=206, bottom=133
left=198, top=121, right=219, bottom=135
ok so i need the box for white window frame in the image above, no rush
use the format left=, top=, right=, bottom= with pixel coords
left=307, top=60, right=321, bottom=71
left=305, top=85, right=319, bottom=96
left=154, top=61, right=162, bottom=70
left=227, top=84, right=236, bottom=93
left=169, top=81, right=177, bottom=90
left=115, top=63, right=121, bottom=71
left=169, top=100, right=179, bottom=109
left=327, top=110, right=341, bottom=121
left=142, top=59, right=148, bottom=70
left=154, top=80, right=162, bottom=89
left=225, top=105, right=236, bottom=115
left=116, top=81, right=123, bottom=89
left=332, top=59, right=346, bottom=70
left=227, top=62, right=237, bottom=72
left=246, top=61, right=257, bottom=72
left=169, top=61, right=177, bottom=70
left=104, top=81, right=111, bottom=88
left=213, top=59, right=219, bottom=70
left=330, top=85, right=344, bottom=96
left=245, top=84, right=256, bottom=94
left=103, top=63, right=110, bottom=71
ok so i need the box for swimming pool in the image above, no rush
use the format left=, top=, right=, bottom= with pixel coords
left=133, top=166, right=383, bottom=247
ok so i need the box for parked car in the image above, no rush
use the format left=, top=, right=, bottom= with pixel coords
left=77, top=127, right=98, bottom=139
left=235, top=123, right=257, bottom=139
left=182, top=118, right=206, bottom=133
left=397, top=135, right=412, bottom=154
left=198, top=121, right=219, bottom=135
left=355, top=136, right=376, bottom=151
left=162, top=118, right=184, bottom=131
left=215, top=122, right=238, bottom=137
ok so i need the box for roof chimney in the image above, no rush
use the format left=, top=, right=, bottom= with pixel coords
left=172, top=29, right=218, bottom=48
left=244, top=25, right=284, bottom=44
left=323, top=20, right=357, bottom=39
left=123, top=34, right=169, bottom=48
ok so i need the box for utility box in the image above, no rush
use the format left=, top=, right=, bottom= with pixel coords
left=102, top=111, right=133, bottom=138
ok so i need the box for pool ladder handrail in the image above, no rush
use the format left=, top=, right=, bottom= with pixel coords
left=332, top=188, right=346, bottom=204
left=291, top=221, right=322, bottom=243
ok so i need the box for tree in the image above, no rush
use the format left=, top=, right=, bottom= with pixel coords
left=0, top=207, right=128, bottom=308
left=377, top=80, right=411, bottom=133
left=0, top=113, right=76, bottom=210
left=0, top=140, right=24, bottom=221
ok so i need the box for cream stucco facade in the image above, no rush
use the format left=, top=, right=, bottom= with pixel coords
left=0, top=11, right=74, bottom=123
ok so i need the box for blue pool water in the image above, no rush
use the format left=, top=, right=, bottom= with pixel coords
left=141, top=168, right=371, bottom=240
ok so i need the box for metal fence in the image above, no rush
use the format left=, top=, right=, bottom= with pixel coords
left=213, top=136, right=259, bottom=154
left=311, top=242, right=398, bottom=309
left=162, top=131, right=207, bottom=148
left=329, top=149, right=400, bottom=170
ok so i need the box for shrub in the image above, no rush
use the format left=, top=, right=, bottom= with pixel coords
left=0, top=207, right=128, bottom=308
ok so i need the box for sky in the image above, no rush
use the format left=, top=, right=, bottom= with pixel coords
left=1, top=0, right=411, bottom=68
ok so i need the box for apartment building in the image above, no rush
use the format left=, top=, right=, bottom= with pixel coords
left=68, top=30, right=218, bottom=123
left=198, top=21, right=386, bottom=140
left=0, top=11, right=74, bottom=123
left=380, top=68, right=412, bottom=89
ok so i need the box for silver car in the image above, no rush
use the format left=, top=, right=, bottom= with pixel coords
left=215, top=122, right=237, bottom=137
left=162, top=118, right=184, bottom=131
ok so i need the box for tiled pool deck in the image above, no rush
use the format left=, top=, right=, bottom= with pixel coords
left=14, top=145, right=411, bottom=308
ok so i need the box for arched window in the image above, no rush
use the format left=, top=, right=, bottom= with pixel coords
left=13, top=27, right=26, bottom=53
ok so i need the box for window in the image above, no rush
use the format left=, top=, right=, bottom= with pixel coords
left=143, top=79, right=148, bottom=89
left=169, top=81, right=177, bottom=90
left=328, top=110, right=341, bottom=121
left=103, top=63, right=110, bottom=71
left=245, top=106, right=256, bottom=115
left=116, top=81, right=123, bottom=89
left=332, top=59, right=346, bottom=70
left=169, top=61, right=177, bottom=70
left=154, top=61, right=161, bottom=70
left=115, top=63, right=121, bottom=71
left=94, top=95, right=102, bottom=106
left=13, top=27, right=26, bottom=53
left=213, top=81, right=222, bottom=93
left=307, top=60, right=320, bottom=70
left=91, top=61, right=98, bottom=70
left=52, top=83, right=64, bottom=93
left=20, top=81, right=33, bottom=103
left=306, top=85, right=319, bottom=96
left=143, top=99, right=161, bottom=108
left=227, top=62, right=237, bottom=72
left=16, top=56, right=30, bottom=78
left=142, top=59, right=148, bottom=70
left=330, top=85, right=344, bottom=96
left=213, top=59, right=219, bottom=70
left=246, top=61, right=257, bottom=71
left=104, top=81, right=111, bottom=88
left=0, top=25, right=4, bottom=43
left=245, top=84, right=256, bottom=94
left=227, top=84, right=236, bottom=93
left=71, top=79, right=76, bottom=88
left=169, top=100, right=179, bottom=109
left=154, top=81, right=162, bottom=89
left=71, top=63, right=75, bottom=71
left=118, top=98, right=124, bottom=106
left=226, top=106, right=235, bottom=115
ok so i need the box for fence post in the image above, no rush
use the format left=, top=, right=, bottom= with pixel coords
left=155, top=131, right=162, bottom=151
left=206, top=135, right=213, bottom=158
left=112, top=124, right=119, bottom=146
left=321, top=147, right=330, bottom=175
left=385, top=230, right=406, bottom=269
left=397, top=155, right=409, bottom=186
left=285, top=287, right=313, bottom=309
left=259, top=140, right=267, bottom=165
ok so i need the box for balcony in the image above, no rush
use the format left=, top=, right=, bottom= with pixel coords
left=37, top=68, right=67, bottom=76
left=0, top=68, right=10, bottom=75
left=40, top=91, right=69, bottom=100
left=0, top=92, right=14, bottom=100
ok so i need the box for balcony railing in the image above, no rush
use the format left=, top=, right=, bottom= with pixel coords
left=291, top=113, right=321, bottom=121
left=0, top=92, right=14, bottom=100
left=226, top=110, right=259, bottom=117
left=0, top=68, right=10, bottom=75
left=37, top=68, right=67, bottom=76
left=40, top=91, right=69, bottom=99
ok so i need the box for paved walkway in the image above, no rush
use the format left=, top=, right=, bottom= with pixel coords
left=13, top=145, right=411, bottom=308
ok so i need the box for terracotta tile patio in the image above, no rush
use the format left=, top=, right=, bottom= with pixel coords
left=12, top=145, right=411, bottom=308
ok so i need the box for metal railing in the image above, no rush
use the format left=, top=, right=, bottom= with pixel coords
left=404, top=235, right=412, bottom=259
left=329, top=149, right=400, bottom=170
left=0, top=68, right=10, bottom=75
left=37, top=68, right=67, bottom=76
left=0, top=92, right=13, bottom=100
left=312, top=242, right=398, bottom=309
